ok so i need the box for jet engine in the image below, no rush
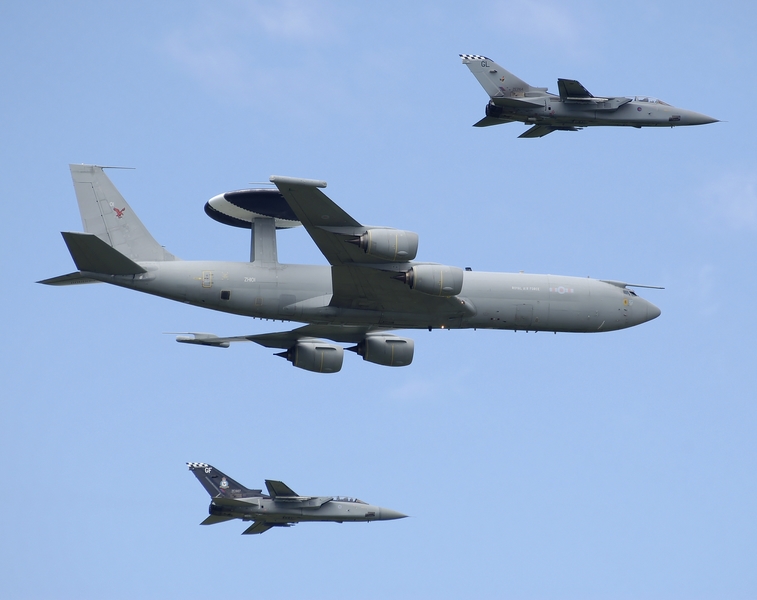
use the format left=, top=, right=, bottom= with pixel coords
left=485, top=101, right=506, bottom=119
left=275, top=340, right=344, bottom=373
left=395, top=264, right=464, bottom=297
left=348, top=228, right=418, bottom=261
left=348, top=334, right=414, bottom=367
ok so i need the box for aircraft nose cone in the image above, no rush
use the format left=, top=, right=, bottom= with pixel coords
left=646, top=301, right=661, bottom=322
left=686, top=110, right=719, bottom=125
left=379, top=508, right=408, bottom=520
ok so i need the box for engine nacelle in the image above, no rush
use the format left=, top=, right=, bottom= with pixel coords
left=349, top=228, right=418, bottom=261
left=396, top=264, right=464, bottom=297
left=276, top=340, right=343, bottom=373
left=349, top=335, right=414, bottom=367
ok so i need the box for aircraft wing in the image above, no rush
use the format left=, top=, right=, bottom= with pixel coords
left=267, top=176, right=475, bottom=316
left=265, top=480, right=299, bottom=498
left=175, top=324, right=384, bottom=349
left=557, top=78, right=609, bottom=103
left=269, top=176, right=380, bottom=267
left=242, top=521, right=275, bottom=535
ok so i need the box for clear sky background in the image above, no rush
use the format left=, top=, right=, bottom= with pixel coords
left=1, top=1, right=755, bottom=598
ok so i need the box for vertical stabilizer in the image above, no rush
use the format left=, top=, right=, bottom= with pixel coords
left=460, top=54, right=536, bottom=98
left=69, top=164, right=177, bottom=262
left=187, top=463, right=261, bottom=498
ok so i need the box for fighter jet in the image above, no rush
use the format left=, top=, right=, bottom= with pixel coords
left=460, top=54, right=718, bottom=138
left=39, top=165, right=662, bottom=373
left=187, top=463, right=407, bottom=535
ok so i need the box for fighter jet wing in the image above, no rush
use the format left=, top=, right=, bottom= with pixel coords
left=265, top=480, right=298, bottom=498
left=557, top=78, right=609, bottom=103
left=242, top=521, right=275, bottom=535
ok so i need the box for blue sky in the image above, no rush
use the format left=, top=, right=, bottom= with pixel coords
left=1, top=1, right=755, bottom=598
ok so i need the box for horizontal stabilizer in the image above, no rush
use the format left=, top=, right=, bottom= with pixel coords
left=242, top=522, right=275, bottom=535
left=200, top=515, right=235, bottom=526
left=519, top=125, right=558, bottom=138
left=37, top=272, right=101, bottom=286
left=473, top=116, right=510, bottom=127
left=61, top=232, right=147, bottom=275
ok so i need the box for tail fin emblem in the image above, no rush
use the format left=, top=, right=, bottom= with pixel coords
left=113, top=207, right=126, bottom=219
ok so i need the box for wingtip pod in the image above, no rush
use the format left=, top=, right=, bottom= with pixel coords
left=269, top=175, right=327, bottom=188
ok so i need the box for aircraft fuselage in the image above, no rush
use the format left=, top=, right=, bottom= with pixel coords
left=487, top=96, right=717, bottom=129
left=82, top=260, right=659, bottom=333
left=207, top=497, right=402, bottom=524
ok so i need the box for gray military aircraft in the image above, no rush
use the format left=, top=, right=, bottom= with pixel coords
left=461, top=54, right=718, bottom=138
left=39, top=164, right=662, bottom=373
left=187, top=463, right=407, bottom=535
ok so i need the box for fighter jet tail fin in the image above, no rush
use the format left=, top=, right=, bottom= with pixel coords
left=69, top=164, right=178, bottom=262
left=460, top=54, right=540, bottom=99
left=187, top=463, right=262, bottom=498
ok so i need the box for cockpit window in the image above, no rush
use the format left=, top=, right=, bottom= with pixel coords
left=332, top=496, right=367, bottom=504
left=634, top=96, right=670, bottom=106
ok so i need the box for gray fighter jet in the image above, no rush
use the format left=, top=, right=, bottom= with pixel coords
left=39, top=165, right=662, bottom=372
left=187, top=463, right=406, bottom=535
left=461, top=54, right=718, bottom=138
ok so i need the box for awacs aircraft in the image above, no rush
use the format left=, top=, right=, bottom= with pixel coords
left=187, top=463, right=407, bottom=535
left=460, top=54, right=718, bottom=138
left=40, top=165, right=662, bottom=373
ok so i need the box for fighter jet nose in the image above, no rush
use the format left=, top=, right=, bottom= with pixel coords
left=379, top=508, right=408, bottom=520
left=687, top=111, right=719, bottom=125
left=646, top=301, right=661, bottom=322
